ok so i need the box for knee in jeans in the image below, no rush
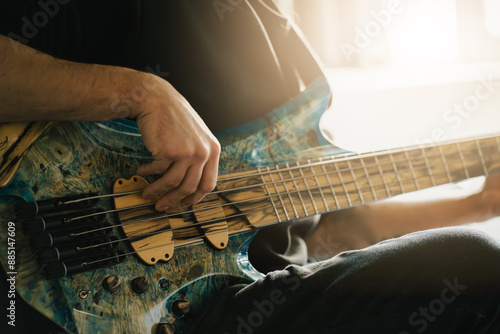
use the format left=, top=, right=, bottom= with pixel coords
left=426, top=227, right=499, bottom=255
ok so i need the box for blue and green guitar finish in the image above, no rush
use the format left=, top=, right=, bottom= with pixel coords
left=0, top=77, right=341, bottom=333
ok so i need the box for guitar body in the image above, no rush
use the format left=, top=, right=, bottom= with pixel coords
left=0, top=77, right=336, bottom=333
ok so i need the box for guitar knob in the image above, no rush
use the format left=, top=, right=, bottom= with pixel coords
left=102, top=275, right=121, bottom=294
left=171, top=299, right=191, bottom=317
left=156, top=322, right=176, bottom=334
left=131, top=276, right=149, bottom=294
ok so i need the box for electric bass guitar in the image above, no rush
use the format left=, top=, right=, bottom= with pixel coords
left=0, top=77, right=499, bottom=333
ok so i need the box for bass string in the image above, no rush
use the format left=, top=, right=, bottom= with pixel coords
left=81, top=225, right=233, bottom=267
left=80, top=161, right=496, bottom=268
left=68, top=159, right=460, bottom=238
left=61, top=133, right=500, bottom=206
left=79, top=212, right=240, bottom=253
left=74, top=139, right=500, bottom=267
left=67, top=139, right=500, bottom=235
left=214, top=132, right=500, bottom=183
left=69, top=202, right=153, bottom=222
left=74, top=164, right=487, bottom=257
left=68, top=135, right=500, bottom=267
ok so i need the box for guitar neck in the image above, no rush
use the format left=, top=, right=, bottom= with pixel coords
left=216, top=134, right=500, bottom=229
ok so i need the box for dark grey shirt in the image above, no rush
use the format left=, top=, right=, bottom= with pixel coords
left=0, top=0, right=324, bottom=130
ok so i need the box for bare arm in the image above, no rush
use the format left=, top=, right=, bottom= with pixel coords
left=306, top=174, right=500, bottom=259
left=0, top=34, right=220, bottom=210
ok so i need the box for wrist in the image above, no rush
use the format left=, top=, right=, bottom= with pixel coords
left=77, top=64, right=146, bottom=121
left=472, top=188, right=498, bottom=222
left=128, top=72, right=167, bottom=120
left=457, top=191, right=490, bottom=223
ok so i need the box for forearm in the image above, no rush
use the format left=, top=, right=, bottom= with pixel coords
left=0, top=34, right=221, bottom=209
left=360, top=192, right=485, bottom=242
left=307, top=178, right=497, bottom=258
left=0, top=34, right=142, bottom=122
left=361, top=174, right=500, bottom=241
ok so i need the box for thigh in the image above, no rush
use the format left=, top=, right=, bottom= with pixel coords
left=187, top=227, right=500, bottom=334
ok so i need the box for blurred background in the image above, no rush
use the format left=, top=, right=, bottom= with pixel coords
left=277, top=0, right=500, bottom=152
left=276, top=0, right=500, bottom=232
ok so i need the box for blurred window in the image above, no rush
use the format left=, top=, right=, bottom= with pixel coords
left=292, top=0, right=500, bottom=68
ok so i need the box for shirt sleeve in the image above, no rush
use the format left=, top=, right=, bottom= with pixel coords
left=248, top=216, right=320, bottom=274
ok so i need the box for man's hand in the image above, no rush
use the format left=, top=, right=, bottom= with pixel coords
left=0, top=35, right=221, bottom=211
left=134, top=74, right=220, bottom=211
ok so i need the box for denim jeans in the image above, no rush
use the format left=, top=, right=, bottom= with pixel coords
left=187, top=227, right=500, bottom=334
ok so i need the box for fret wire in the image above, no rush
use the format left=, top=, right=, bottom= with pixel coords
left=297, top=161, right=319, bottom=214
left=360, top=158, right=378, bottom=200
left=218, top=135, right=500, bottom=184
left=88, top=140, right=500, bottom=264
left=81, top=136, right=500, bottom=242
left=420, top=147, right=436, bottom=187
left=217, top=140, right=499, bottom=198
left=89, top=166, right=468, bottom=254
left=335, top=161, right=353, bottom=206
left=279, top=167, right=478, bottom=211
left=251, top=162, right=478, bottom=210
left=276, top=164, right=299, bottom=219
left=374, top=155, right=392, bottom=197
left=81, top=162, right=493, bottom=242
left=456, top=142, right=470, bottom=179
left=389, top=153, right=405, bottom=193
left=82, top=157, right=497, bottom=265
left=438, top=146, right=452, bottom=183
left=267, top=166, right=290, bottom=221
left=319, top=157, right=341, bottom=210
left=309, top=159, right=329, bottom=211
left=107, top=138, right=494, bottom=236
left=347, top=159, right=365, bottom=204
left=287, top=162, right=309, bottom=216
left=404, top=150, right=420, bottom=190
left=77, top=139, right=496, bottom=239
left=190, top=166, right=484, bottom=232
left=259, top=167, right=282, bottom=221
left=269, top=167, right=481, bottom=211
left=246, top=166, right=484, bottom=225
left=475, top=139, right=488, bottom=176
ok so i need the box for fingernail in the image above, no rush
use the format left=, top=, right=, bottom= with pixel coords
left=157, top=206, right=169, bottom=212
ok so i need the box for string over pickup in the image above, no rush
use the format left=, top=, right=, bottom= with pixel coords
left=113, top=176, right=174, bottom=265
left=192, top=193, right=229, bottom=250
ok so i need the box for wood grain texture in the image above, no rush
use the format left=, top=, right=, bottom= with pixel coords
left=0, top=121, right=52, bottom=187
left=113, top=176, right=174, bottom=265
left=192, top=193, right=229, bottom=250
